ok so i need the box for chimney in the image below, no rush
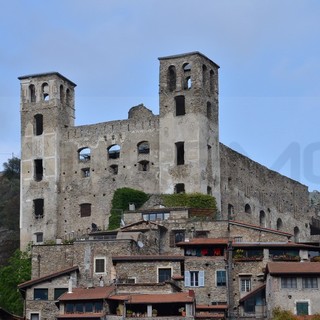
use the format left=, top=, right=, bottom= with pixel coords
left=68, top=277, right=73, bottom=293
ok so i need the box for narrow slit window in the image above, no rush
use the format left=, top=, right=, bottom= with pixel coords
left=175, top=95, right=185, bottom=116
left=176, top=141, right=185, bottom=165
left=34, top=114, right=43, bottom=136
left=34, top=198, right=44, bottom=219
left=42, top=83, right=49, bottom=101
left=60, top=85, right=64, bottom=103
left=34, top=159, right=43, bottom=181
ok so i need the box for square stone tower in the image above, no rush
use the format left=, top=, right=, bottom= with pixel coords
left=158, top=52, right=221, bottom=209
left=19, top=72, right=76, bottom=249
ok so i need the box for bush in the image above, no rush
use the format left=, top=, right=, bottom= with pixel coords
left=272, top=307, right=295, bottom=320
left=162, top=193, right=217, bottom=211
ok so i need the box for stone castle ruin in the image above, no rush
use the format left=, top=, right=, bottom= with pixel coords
left=19, top=51, right=319, bottom=249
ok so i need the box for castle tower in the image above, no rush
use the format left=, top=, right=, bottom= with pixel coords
left=158, top=52, right=221, bottom=209
left=19, top=72, right=76, bottom=249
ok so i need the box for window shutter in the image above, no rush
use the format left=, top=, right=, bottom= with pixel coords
left=185, top=271, right=190, bottom=286
left=199, top=270, right=205, bottom=286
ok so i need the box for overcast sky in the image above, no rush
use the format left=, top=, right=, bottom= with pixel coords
left=1, top=0, right=320, bottom=191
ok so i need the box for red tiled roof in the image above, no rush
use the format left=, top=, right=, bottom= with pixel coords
left=59, top=286, right=115, bottom=301
left=56, top=313, right=105, bottom=318
left=177, top=238, right=229, bottom=246
left=18, top=266, right=79, bottom=289
left=112, top=255, right=185, bottom=262
left=229, top=220, right=293, bottom=236
left=108, top=291, right=195, bottom=304
left=266, top=262, right=320, bottom=275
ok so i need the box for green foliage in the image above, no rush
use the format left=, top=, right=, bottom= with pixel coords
left=2, top=157, right=20, bottom=180
left=272, top=307, right=296, bottom=320
left=162, top=193, right=217, bottom=210
left=108, top=188, right=149, bottom=230
left=0, top=157, right=20, bottom=230
left=0, top=249, right=31, bottom=315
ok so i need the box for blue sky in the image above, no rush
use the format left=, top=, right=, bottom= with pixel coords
left=1, top=0, right=320, bottom=191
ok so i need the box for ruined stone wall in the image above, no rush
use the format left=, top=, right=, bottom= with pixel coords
left=220, top=144, right=311, bottom=240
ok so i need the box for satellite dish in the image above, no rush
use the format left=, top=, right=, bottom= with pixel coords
left=137, top=241, right=144, bottom=248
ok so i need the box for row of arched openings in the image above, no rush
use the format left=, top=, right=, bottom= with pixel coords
left=167, top=63, right=215, bottom=93
left=28, top=83, right=71, bottom=104
left=78, top=141, right=150, bottom=161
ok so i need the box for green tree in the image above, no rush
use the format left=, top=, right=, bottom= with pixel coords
left=0, top=249, right=31, bottom=315
left=2, top=157, right=20, bottom=180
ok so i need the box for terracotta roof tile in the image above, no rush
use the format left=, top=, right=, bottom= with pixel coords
left=18, top=266, right=79, bottom=289
left=233, top=242, right=318, bottom=249
left=56, top=313, right=105, bottom=318
left=59, top=286, right=115, bottom=301
left=112, top=255, right=184, bottom=262
left=196, top=304, right=228, bottom=310
left=266, top=262, right=320, bottom=275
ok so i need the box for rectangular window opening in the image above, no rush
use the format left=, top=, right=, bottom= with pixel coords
left=175, top=95, right=185, bottom=116
left=34, top=159, right=43, bottom=181
left=176, top=142, right=185, bottom=165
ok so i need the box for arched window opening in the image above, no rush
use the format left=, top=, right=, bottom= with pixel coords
left=207, top=102, right=212, bottom=120
left=167, top=65, right=176, bottom=92
left=42, top=83, right=49, bottom=101
left=259, top=210, right=266, bottom=227
left=66, top=88, right=71, bottom=106
left=228, top=204, right=234, bottom=220
left=109, top=164, right=118, bottom=175
left=78, top=147, right=91, bottom=162
left=33, top=198, right=44, bottom=219
left=34, top=114, right=43, bottom=136
left=183, top=63, right=191, bottom=72
left=202, top=64, right=208, bottom=87
left=294, top=226, right=300, bottom=242
left=175, top=141, right=185, bottom=165
left=108, top=144, right=120, bottom=159
left=138, top=160, right=150, bottom=172
left=184, top=76, right=192, bottom=90
left=175, top=183, right=185, bottom=194
left=276, top=218, right=283, bottom=230
left=80, top=203, right=91, bottom=217
left=175, top=95, right=185, bottom=116
left=244, top=204, right=251, bottom=214
left=60, top=85, right=64, bottom=103
left=34, top=159, right=43, bottom=181
left=137, top=141, right=150, bottom=154
left=29, top=84, right=36, bottom=102
left=209, top=70, right=215, bottom=93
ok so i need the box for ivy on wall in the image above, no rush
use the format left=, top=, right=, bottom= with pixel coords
left=108, top=188, right=149, bottom=230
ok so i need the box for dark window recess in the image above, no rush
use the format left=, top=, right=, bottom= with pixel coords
left=34, top=159, right=43, bottom=181
left=34, top=114, right=43, bottom=135
left=176, top=142, right=185, bottom=165
left=138, top=160, right=149, bottom=172
left=80, top=203, right=91, bottom=217
left=245, top=204, right=251, bottom=214
left=34, top=199, right=44, bottom=219
left=36, top=233, right=43, bottom=243
left=59, top=85, right=64, bottom=103
left=168, top=66, right=176, bottom=92
left=175, top=95, right=185, bottom=116
left=158, top=268, right=172, bottom=283
left=81, top=168, right=90, bottom=177
left=54, top=288, right=68, bottom=300
left=210, top=70, right=215, bottom=93
left=170, top=230, right=185, bottom=247
left=109, top=165, right=118, bottom=175
left=108, top=145, right=120, bottom=159
left=95, top=258, right=105, bottom=273
left=29, top=84, right=36, bottom=102
left=207, top=186, right=212, bottom=195
left=34, top=288, right=48, bottom=300
left=207, top=102, right=212, bottom=119
left=137, top=141, right=150, bottom=154
left=175, top=183, right=185, bottom=194
left=66, top=89, right=71, bottom=106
